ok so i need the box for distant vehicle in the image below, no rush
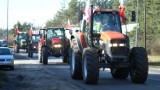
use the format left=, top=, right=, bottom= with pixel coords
left=28, top=33, right=41, bottom=58
left=0, top=47, right=14, bottom=70
left=38, top=27, right=70, bottom=64
left=13, top=32, right=29, bottom=53
left=0, top=39, right=8, bottom=47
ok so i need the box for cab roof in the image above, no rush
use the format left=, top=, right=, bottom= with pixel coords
left=40, top=27, right=65, bottom=30
left=93, top=8, right=120, bottom=13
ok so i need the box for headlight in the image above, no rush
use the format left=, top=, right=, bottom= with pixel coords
left=54, top=44, right=62, bottom=48
left=119, top=43, right=126, bottom=47
left=34, top=46, right=36, bottom=48
left=108, top=43, right=126, bottom=47
left=112, top=43, right=118, bottom=47
left=109, top=43, right=118, bottom=47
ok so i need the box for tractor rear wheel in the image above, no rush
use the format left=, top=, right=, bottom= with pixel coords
left=82, top=48, right=99, bottom=84
left=15, top=44, right=19, bottom=53
left=30, top=51, right=33, bottom=58
left=42, top=47, right=48, bottom=65
left=70, top=39, right=82, bottom=79
left=62, top=55, right=68, bottom=63
left=16, top=44, right=20, bottom=53
left=111, top=68, right=129, bottom=79
left=130, top=47, right=148, bottom=83
left=62, top=46, right=69, bottom=63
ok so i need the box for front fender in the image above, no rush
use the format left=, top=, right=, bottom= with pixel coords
left=72, top=32, right=87, bottom=53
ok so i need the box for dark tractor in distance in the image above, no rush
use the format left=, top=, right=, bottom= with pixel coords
left=13, top=32, right=29, bottom=53
left=69, top=5, right=148, bottom=84
left=38, top=27, right=70, bottom=64
left=28, top=33, right=41, bottom=58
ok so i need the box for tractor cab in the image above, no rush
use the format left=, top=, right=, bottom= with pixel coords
left=92, top=10, right=122, bottom=33
left=32, top=34, right=41, bottom=43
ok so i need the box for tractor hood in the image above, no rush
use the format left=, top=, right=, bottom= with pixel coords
left=100, top=31, right=125, bottom=43
left=52, top=38, right=61, bottom=44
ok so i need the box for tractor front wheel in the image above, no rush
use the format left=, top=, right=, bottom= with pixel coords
left=130, top=47, right=148, bottom=83
left=82, top=48, right=99, bottom=84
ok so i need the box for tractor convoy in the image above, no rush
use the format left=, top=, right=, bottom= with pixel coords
left=13, top=3, right=148, bottom=85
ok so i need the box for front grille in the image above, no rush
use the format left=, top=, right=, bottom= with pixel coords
left=111, top=47, right=127, bottom=56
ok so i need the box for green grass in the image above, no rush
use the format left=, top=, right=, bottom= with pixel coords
left=0, top=71, right=7, bottom=86
left=148, top=56, right=160, bottom=68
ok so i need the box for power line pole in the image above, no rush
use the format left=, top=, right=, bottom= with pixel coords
left=7, top=0, right=9, bottom=41
left=144, top=5, right=146, bottom=49
left=135, top=0, right=139, bottom=47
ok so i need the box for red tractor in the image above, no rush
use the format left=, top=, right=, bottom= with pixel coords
left=69, top=5, right=148, bottom=84
left=38, top=27, right=70, bottom=64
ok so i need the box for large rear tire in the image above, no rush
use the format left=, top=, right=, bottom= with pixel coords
left=111, top=68, right=129, bottom=79
left=42, top=47, right=48, bottom=65
left=82, top=48, right=99, bottom=84
left=70, top=39, right=82, bottom=79
left=130, top=47, right=148, bottom=83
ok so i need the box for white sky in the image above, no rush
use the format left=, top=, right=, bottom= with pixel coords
left=0, top=0, right=65, bottom=29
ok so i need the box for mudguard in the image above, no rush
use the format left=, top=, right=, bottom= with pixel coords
left=72, top=32, right=87, bottom=53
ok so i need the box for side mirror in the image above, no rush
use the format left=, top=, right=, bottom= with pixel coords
left=131, top=11, right=136, bottom=21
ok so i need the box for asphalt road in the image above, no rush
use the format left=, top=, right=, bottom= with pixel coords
left=12, top=50, right=160, bottom=90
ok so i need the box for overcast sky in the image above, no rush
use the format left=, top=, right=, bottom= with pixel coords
left=0, top=0, right=67, bottom=29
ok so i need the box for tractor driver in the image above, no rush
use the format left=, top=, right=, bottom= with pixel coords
left=101, top=15, right=117, bottom=31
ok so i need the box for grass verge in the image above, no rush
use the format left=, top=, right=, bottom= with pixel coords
left=148, top=55, right=160, bottom=68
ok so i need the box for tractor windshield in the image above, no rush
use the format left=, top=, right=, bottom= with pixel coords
left=47, top=29, right=64, bottom=38
left=93, top=12, right=121, bottom=33
left=18, top=33, right=28, bottom=39
left=32, top=35, right=40, bottom=42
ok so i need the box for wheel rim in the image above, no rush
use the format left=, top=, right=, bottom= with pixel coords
left=71, top=49, right=75, bottom=74
left=83, top=54, right=87, bottom=80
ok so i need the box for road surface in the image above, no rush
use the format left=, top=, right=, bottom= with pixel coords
left=1, top=50, right=160, bottom=90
